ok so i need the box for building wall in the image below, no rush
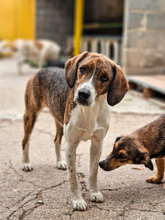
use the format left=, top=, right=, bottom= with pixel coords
left=36, top=0, right=74, bottom=53
left=122, top=0, right=165, bottom=75
left=84, top=0, right=124, bottom=23
left=0, top=0, right=35, bottom=40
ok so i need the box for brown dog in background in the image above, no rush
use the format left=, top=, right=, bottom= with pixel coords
left=99, top=114, right=165, bottom=184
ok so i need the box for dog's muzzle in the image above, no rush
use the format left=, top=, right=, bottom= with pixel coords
left=99, top=159, right=111, bottom=171
left=77, top=88, right=91, bottom=106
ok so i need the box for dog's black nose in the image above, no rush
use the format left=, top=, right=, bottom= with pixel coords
left=99, top=161, right=104, bottom=169
left=78, top=89, right=90, bottom=100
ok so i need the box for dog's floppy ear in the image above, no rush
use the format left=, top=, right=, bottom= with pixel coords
left=142, top=153, right=153, bottom=171
left=65, top=51, right=89, bottom=88
left=107, top=62, right=129, bottom=106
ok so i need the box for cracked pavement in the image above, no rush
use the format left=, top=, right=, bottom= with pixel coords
left=0, top=57, right=165, bottom=219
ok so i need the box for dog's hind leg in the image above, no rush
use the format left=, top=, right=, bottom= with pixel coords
left=146, top=158, right=164, bottom=184
left=22, top=108, right=38, bottom=171
left=22, top=79, right=41, bottom=171
left=54, top=121, right=66, bottom=170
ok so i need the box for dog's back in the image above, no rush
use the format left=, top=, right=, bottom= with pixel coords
left=25, top=67, right=68, bottom=125
left=136, top=114, right=165, bottom=157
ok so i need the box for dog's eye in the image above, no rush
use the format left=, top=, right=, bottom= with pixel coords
left=80, top=66, right=87, bottom=75
left=118, top=153, right=127, bottom=160
left=100, top=75, right=109, bottom=83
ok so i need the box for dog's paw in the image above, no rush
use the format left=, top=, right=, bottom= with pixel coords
left=72, top=198, right=87, bottom=211
left=90, top=191, right=104, bottom=203
left=56, top=161, right=67, bottom=170
left=22, top=163, right=33, bottom=172
left=146, top=175, right=163, bottom=184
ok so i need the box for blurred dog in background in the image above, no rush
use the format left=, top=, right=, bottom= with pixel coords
left=11, top=39, right=61, bottom=74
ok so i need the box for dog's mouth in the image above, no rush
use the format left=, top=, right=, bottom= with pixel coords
left=99, top=159, right=119, bottom=171
left=99, top=165, right=117, bottom=171
left=100, top=167, right=111, bottom=171
left=76, top=98, right=92, bottom=106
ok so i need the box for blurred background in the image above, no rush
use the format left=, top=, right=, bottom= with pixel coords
left=0, top=0, right=165, bottom=101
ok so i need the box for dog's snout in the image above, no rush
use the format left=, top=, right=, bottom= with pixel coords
left=78, top=88, right=90, bottom=100
left=99, top=159, right=111, bottom=171
left=99, top=161, right=104, bottom=169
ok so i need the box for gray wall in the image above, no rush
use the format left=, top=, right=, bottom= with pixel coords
left=122, top=0, right=165, bottom=75
left=36, top=0, right=74, bottom=53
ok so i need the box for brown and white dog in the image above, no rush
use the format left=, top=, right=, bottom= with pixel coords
left=22, top=51, right=129, bottom=210
left=99, top=114, right=165, bottom=184
left=11, top=39, right=61, bottom=74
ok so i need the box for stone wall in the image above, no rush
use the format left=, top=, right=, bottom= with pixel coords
left=36, top=0, right=74, bottom=54
left=122, top=0, right=165, bottom=75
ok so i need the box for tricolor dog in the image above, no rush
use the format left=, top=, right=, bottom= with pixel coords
left=22, top=51, right=129, bottom=210
left=99, top=114, right=165, bottom=184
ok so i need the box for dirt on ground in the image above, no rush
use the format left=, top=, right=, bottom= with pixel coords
left=0, top=57, right=165, bottom=220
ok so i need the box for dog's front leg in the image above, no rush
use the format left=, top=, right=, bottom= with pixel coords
left=147, top=158, right=164, bottom=184
left=66, top=142, right=87, bottom=211
left=89, top=137, right=104, bottom=203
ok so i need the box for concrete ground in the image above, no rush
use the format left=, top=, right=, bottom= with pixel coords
left=0, top=57, right=165, bottom=220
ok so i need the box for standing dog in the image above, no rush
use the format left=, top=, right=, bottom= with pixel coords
left=22, top=51, right=129, bottom=210
left=99, top=114, right=165, bottom=184
left=11, top=39, right=61, bottom=74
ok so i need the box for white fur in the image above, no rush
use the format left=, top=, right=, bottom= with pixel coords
left=55, top=136, right=67, bottom=170
left=90, top=191, right=104, bottom=202
left=56, top=161, right=67, bottom=170
left=22, top=163, right=33, bottom=172
left=22, top=141, right=33, bottom=171
left=11, top=39, right=61, bottom=74
left=74, top=73, right=96, bottom=106
left=64, top=94, right=110, bottom=210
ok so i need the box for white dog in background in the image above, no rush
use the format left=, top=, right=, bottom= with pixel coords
left=11, top=39, right=61, bottom=74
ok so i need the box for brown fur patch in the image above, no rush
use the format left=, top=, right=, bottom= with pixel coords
left=34, top=41, right=43, bottom=50
left=95, top=70, right=111, bottom=96
left=64, top=88, right=75, bottom=125
left=10, top=42, right=18, bottom=52
left=114, top=142, right=119, bottom=150
left=118, top=149, right=127, bottom=155
left=109, top=157, right=133, bottom=170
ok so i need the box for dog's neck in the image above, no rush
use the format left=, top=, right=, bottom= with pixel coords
left=149, top=148, right=165, bottom=159
left=136, top=131, right=165, bottom=159
left=80, top=93, right=108, bottom=120
left=64, top=90, right=108, bottom=126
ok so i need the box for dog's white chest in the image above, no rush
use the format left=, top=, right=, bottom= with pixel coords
left=64, top=97, right=110, bottom=142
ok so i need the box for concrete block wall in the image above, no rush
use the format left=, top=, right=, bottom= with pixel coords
left=36, top=0, right=74, bottom=54
left=122, top=0, right=165, bottom=75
